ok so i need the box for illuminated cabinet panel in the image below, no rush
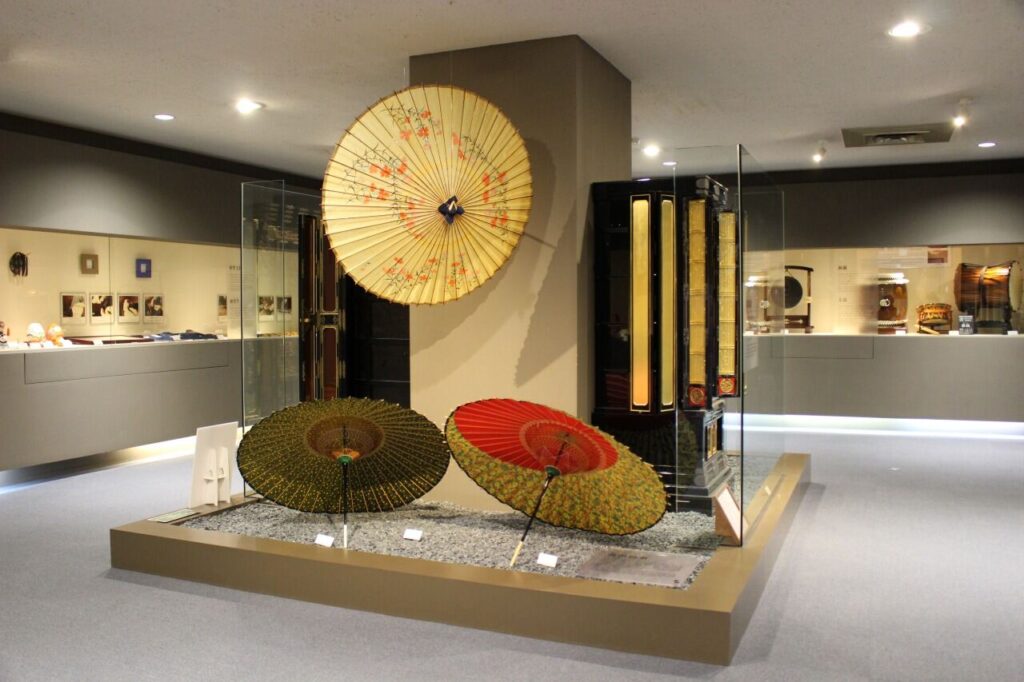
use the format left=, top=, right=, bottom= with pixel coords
left=659, top=197, right=677, bottom=410
left=717, top=211, right=738, bottom=395
left=630, top=196, right=652, bottom=411
left=686, top=199, right=708, bottom=407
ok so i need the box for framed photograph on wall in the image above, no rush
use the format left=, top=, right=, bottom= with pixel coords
left=258, top=295, right=276, bottom=320
left=276, top=296, right=293, bottom=319
left=143, top=294, right=164, bottom=324
left=117, top=294, right=141, bottom=324
left=80, top=254, right=100, bottom=275
left=90, top=293, right=114, bottom=324
left=217, top=294, right=228, bottom=322
left=60, top=292, right=88, bottom=325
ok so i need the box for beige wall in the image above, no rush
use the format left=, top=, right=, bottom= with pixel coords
left=407, top=36, right=630, bottom=508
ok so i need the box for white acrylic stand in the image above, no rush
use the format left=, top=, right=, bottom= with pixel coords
left=189, top=422, right=238, bottom=508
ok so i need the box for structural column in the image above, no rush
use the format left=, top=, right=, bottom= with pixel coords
left=408, top=36, right=631, bottom=507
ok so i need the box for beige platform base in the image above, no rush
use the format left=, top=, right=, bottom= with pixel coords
left=110, top=453, right=809, bottom=665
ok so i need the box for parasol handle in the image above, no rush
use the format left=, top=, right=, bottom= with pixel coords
left=341, top=457, right=351, bottom=549
left=509, top=441, right=568, bottom=568
left=509, top=468, right=559, bottom=567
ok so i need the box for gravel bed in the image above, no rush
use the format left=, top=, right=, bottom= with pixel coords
left=183, top=453, right=781, bottom=590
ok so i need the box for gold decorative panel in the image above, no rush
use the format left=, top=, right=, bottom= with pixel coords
left=718, top=211, right=738, bottom=380
left=630, top=196, right=651, bottom=410
left=659, top=197, right=677, bottom=410
left=687, top=200, right=707, bottom=395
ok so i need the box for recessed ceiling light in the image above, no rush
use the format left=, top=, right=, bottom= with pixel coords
left=978, top=141, right=996, bottom=148
left=641, top=144, right=660, bottom=157
left=887, top=20, right=930, bottom=38
left=662, top=161, right=677, bottom=167
left=812, top=141, right=827, bottom=164
left=636, top=177, right=651, bottom=182
left=153, top=114, right=174, bottom=121
left=952, top=115, right=967, bottom=128
left=235, top=98, right=264, bottom=115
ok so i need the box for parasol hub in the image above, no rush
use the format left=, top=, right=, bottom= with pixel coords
left=333, top=449, right=360, bottom=464
left=308, top=415, right=383, bottom=461
left=438, top=196, right=465, bottom=225
left=544, top=465, right=562, bottom=478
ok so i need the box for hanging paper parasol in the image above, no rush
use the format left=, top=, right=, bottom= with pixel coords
left=237, top=398, right=450, bottom=515
left=322, top=84, right=532, bottom=305
left=445, top=399, right=667, bottom=565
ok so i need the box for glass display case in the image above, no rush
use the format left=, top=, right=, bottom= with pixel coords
left=240, top=180, right=318, bottom=425
left=754, top=243, right=1024, bottom=335
left=0, top=224, right=240, bottom=349
left=591, top=145, right=786, bottom=547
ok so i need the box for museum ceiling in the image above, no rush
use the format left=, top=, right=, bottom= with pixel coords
left=0, top=0, right=1021, bottom=177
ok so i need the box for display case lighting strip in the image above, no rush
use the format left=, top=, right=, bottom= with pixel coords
left=721, top=413, right=1024, bottom=441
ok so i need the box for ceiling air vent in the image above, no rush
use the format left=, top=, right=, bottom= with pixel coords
left=842, top=122, right=954, bottom=148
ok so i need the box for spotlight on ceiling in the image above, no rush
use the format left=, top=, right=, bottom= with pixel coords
left=662, top=161, right=677, bottom=167
left=887, top=20, right=929, bottom=38
left=235, top=98, right=265, bottom=115
left=641, top=144, right=660, bottom=158
left=977, top=141, right=996, bottom=148
left=953, top=97, right=971, bottom=128
left=812, top=141, right=827, bottom=164
left=153, top=114, right=175, bottom=121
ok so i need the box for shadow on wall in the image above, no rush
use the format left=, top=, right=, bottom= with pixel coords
left=514, top=201, right=578, bottom=389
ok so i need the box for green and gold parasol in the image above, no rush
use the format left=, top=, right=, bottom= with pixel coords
left=445, top=398, right=667, bottom=565
left=322, top=84, right=532, bottom=305
left=237, top=398, right=450, bottom=515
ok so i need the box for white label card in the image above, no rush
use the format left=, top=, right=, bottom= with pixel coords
left=403, top=528, right=423, bottom=541
left=314, top=533, right=335, bottom=547
left=536, top=552, right=559, bottom=568
left=1009, top=331, right=1019, bottom=336
left=949, top=330, right=960, bottom=336
left=895, top=330, right=907, bottom=335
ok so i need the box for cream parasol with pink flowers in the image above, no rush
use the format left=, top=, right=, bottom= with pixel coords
left=322, top=84, right=532, bottom=305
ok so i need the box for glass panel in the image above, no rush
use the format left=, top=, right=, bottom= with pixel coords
left=241, top=181, right=317, bottom=425
left=736, top=146, right=786, bottom=540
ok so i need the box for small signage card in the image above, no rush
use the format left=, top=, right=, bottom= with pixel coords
left=536, top=553, right=559, bottom=568
left=314, top=533, right=335, bottom=548
left=403, top=528, right=423, bottom=541
left=1009, top=331, right=1019, bottom=336
left=147, top=509, right=197, bottom=523
left=958, top=314, right=974, bottom=335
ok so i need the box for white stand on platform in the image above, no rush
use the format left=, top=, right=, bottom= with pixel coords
left=189, top=422, right=237, bottom=508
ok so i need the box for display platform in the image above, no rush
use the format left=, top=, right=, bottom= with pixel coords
left=110, top=453, right=809, bottom=665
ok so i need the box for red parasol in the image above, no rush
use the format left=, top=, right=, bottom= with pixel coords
left=446, top=398, right=666, bottom=566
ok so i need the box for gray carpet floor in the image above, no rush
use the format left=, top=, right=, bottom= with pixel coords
left=1, top=431, right=1022, bottom=681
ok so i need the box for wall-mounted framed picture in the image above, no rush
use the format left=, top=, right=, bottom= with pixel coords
left=136, top=258, right=152, bottom=278
left=276, top=296, right=293, bottom=319
left=60, top=292, right=88, bottom=325
left=117, top=293, right=141, bottom=324
left=89, top=293, right=114, bottom=324
left=258, top=295, right=276, bottom=320
left=80, top=254, right=99, bottom=275
left=217, top=294, right=228, bottom=322
left=143, top=294, right=164, bottom=324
